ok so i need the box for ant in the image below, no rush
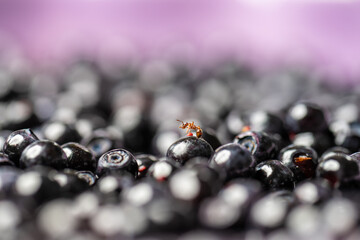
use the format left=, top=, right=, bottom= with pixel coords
left=177, top=120, right=203, bottom=138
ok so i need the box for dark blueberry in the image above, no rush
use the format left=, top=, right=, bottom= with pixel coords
left=166, top=136, right=214, bottom=165
left=19, top=140, right=68, bottom=170
left=218, top=179, right=262, bottom=222
left=286, top=102, right=328, bottom=133
left=75, top=171, right=97, bottom=186
left=0, top=166, right=21, bottom=198
left=0, top=152, right=15, bottom=167
left=95, top=149, right=138, bottom=177
left=169, top=165, right=222, bottom=203
left=322, top=146, right=350, bottom=157
left=96, top=172, right=134, bottom=203
left=331, top=121, right=360, bottom=153
left=201, top=128, right=222, bottom=151
left=198, top=196, right=241, bottom=229
left=42, top=121, right=81, bottom=145
left=61, top=142, right=96, bottom=171
left=13, top=169, right=62, bottom=208
left=246, top=110, right=290, bottom=147
left=294, top=179, right=332, bottom=204
left=135, top=154, right=158, bottom=178
left=234, top=131, right=278, bottom=163
left=147, top=158, right=180, bottom=182
left=254, top=160, right=295, bottom=191
left=279, top=145, right=318, bottom=182
left=112, top=106, right=155, bottom=153
left=316, top=153, right=359, bottom=188
left=0, top=130, right=11, bottom=151
left=49, top=170, right=89, bottom=197
left=250, top=191, right=294, bottom=230
left=3, top=99, right=40, bottom=131
left=292, top=130, right=335, bottom=155
left=3, top=129, right=39, bottom=166
left=81, top=129, right=123, bottom=159
left=209, top=143, right=255, bottom=180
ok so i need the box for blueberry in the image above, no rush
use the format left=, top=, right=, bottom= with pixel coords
left=279, top=145, right=318, bottom=182
left=0, top=152, right=15, bottom=167
left=3, top=129, right=39, bottom=166
left=331, top=121, right=360, bottom=153
left=294, top=179, right=332, bottom=204
left=201, top=129, right=222, bottom=151
left=234, top=131, right=278, bottom=163
left=19, top=140, right=68, bottom=170
left=316, top=153, right=359, bottom=187
left=61, top=142, right=96, bottom=172
left=135, top=154, right=158, bottom=178
left=292, top=130, right=334, bottom=155
left=42, top=121, right=81, bottom=145
left=286, top=102, right=328, bottom=133
left=147, top=158, right=179, bottom=182
left=75, top=170, right=97, bottom=186
left=50, top=170, right=89, bottom=197
left=254, top=160, right=295, bottom=190
left=209, top=143, right=255, bottom=180
left=166, top=136, right=214, bottom=165
left=82, top=129, right=123, bottom=159
left=95, top=149, right=138, bottom=177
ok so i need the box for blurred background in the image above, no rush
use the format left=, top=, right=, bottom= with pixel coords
left=0, top=0, right=360, bottom=85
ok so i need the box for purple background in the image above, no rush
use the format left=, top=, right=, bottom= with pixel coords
left=0, top=0, right=360, bottom=84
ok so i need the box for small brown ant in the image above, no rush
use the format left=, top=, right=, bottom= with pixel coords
left=177, top=120, right=203, bottom=138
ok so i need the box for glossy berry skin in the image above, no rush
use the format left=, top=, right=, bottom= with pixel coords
left=294, top=179, right=332, bottom=204
left=95, top=149, right=138, bottom=178
left=209, top=143, right=255, bottom=181
left=166, top=136, right=214, bottom=165
left=279, top=145, right=318, bottom=182
left=19, top=140, right=68, bottom=170
left=135, top=154, right=158, bottom=178
left=75, top=170, right=97, bottom=186
left=147, top=158, right=179, bottom=182
left=0, top=153, right=15, bottom=167
left=3, top=129, right=39, bottom=166
left=254, top=160, right=295, bottom=191
left=317, top=153, right=359, bottom=188
left=42, top=121, right=81, bottom=145
left=234, top=131, right=278, bottom=164
left=82, top=129, right=123, bottom=159
left=61, top=142, right=96, bottom=172
left=292, top=130, right=335, bottom=155
left=286, top=102, right=328, bottom=133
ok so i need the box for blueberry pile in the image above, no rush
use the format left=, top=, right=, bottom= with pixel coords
left=1, top=61, right=360, bottom=239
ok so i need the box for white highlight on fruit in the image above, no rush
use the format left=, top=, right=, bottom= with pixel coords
left=287, top=205, right=321, bottom=235
left=293, top=132, right=315, bottom=146
left=251, top=197, right=287, bottom=228
left=157, top=132, right=179, bottom=156
left=323, top=198, right=357, bottom=235
left=8, top=134, right=24, bottom=146
left=295, top=182, right=318, bottom=204
left=91, top=205, right=125, bottom=236
left=170, top=170, right=200, bottom=201
left=53, top=174, right=68, bottom=187
left=171, top=141, right=188, bottom=156
left=38, top=200, right=77, bottom=238
left=0, top=201, right=20, bottom=231
left=323, top=160, right=340, bottom=172
left=114, top=106, right=141, bottom=132
left=125, top=183, right=153, bottom=206
left=72, top=192, right=99, bottom=218
left=153, top=162, right=172, bottom=179
left=63, top=147, right=72, bottom=158
left=25, top=144, right=43, bottom=159
left=250, top=111, right=267, bottom=130
left=290, top=104, right=308, bottom=120
left=45, top=122, right=66, bottom=141
left=16, top=172, right=42, bottom=196
left=261, top=165, right=273, bottom=177
left=214, top=150, right=231, bottom=165
left=221, top=184, right=249, bottom=207
left=200, top=197, right=239, bottom=229
left=98, top=176, right=118, bottom=194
